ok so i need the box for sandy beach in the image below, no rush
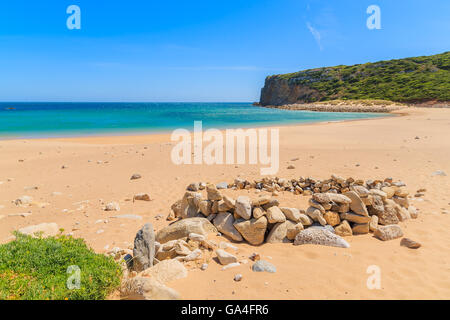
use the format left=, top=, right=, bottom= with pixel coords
left=1, top=107, right=449, bottom=300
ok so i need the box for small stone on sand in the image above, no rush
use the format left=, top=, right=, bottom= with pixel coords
left=400, top=238, right=421, bottom=249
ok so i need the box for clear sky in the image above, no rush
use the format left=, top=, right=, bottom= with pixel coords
left=0, top=0, right=449, bottom=102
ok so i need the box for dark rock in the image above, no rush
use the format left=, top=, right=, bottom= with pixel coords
left=400, top=238, right=421, bottom=249
left=133, top=223, right=156, bottom=272
left=130, top=173, right=142, bottom=180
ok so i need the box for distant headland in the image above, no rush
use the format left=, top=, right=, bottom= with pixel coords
left=259, top=51, right=450, bottom=109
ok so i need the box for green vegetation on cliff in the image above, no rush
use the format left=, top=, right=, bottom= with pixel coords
left=262, top=52, right=450, bottom=104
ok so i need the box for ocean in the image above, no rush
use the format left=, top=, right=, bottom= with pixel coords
left=0, top=102, right=387, bottom=138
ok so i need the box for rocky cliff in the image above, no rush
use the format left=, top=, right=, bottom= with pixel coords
left=259, top=51, right=450, bottom=106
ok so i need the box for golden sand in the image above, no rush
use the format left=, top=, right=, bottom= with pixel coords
left=1, top=107, right=449, bottom=299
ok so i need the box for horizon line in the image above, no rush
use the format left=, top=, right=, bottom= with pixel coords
left=0, top=101, right=256, bottom=103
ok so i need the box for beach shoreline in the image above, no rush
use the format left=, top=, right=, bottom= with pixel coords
left=0, top=107, right=404, bottom=144
left=258, top=99, right=408, bottom=113
left=1, top=106, right=449, bottom=299
left=0, top=102, right=397, bottom=142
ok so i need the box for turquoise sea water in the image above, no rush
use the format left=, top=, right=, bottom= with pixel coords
left=0, top=102, right=387, bottom=138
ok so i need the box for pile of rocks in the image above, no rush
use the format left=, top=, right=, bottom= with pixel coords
left=117, top=174, right=421, bottom=299
left=116, top=219, right=221, bottom=300
left=117, top=217, right=280, bottom=299
left=188, top=175, right=414, bottom=197
left=170, top=175, right=419, bottom=246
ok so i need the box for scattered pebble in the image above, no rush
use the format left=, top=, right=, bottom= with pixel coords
left=400, top=238, right=421, bottom=249
left=249, top=253, right=260, bottom=261
left=8, top=212, right=32, bottom=217
left=252, top=260, right=276, bottom=273
left=219, top=242, right=238, bottom=251
left=14, top=196, right=33, bottom=206
left=222, top=262, right=240, bottom=271
left=216, top=249, right=238, bottom=265
left=133, top=193, right=151, bottom=201
left=130, top=173, right=142, bottom=180
left=104, top=202, right=120, bottom=211
left=24, top=186, right=38, bottom=191
left=216, top=182, right=228, bottom=189
left=431, top=170, right=446, bottom=176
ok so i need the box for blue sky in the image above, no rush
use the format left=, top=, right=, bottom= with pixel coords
left=0, top=0, right=449, bottom=102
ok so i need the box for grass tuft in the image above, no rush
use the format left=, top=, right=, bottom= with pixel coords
left=0, top=232, right=121, bottom=300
